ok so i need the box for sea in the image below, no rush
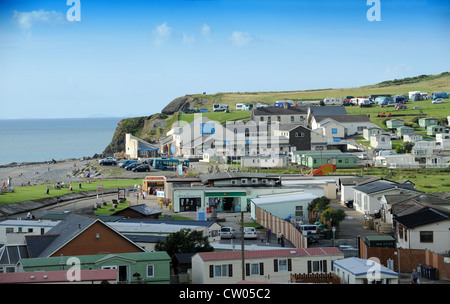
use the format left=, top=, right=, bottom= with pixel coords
left=0, top=117, right=123, bottom=166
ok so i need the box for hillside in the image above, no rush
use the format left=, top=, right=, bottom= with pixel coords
left=103, top=72, right=450, bottom=155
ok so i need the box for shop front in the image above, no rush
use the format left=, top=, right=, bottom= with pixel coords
left=179, top=195, right=202, bottom=212
left=142, top=176, right=166, bottom=195
left=205, top=191, right=247, bottom=212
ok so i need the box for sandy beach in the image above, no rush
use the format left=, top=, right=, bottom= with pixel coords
left=0, top=158, right=97, bottom=188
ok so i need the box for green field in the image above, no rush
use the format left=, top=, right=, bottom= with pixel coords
left=0, top=179, right=142, bottom=205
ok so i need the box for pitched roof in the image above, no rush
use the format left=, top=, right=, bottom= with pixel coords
left=333, top=257, right=397, bottom=277
left=198, top=172, right=278, bottom=183
left=113, top=204, right=162, bottom=216
left=0, top=269, right=117, bottom=284
left=353, top=179, right=415, bottom=195
left=394, top=208, right=450, bottom=228
left=196, top=247, right=343, bottom=261
left=308, top=106, right=347, bottom=116
left=252, top=106, right=307, bottom=116
left=315, top=115, right=371, bottom=123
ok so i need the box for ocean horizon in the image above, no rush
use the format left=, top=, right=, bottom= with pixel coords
left=0, top=117, right=123, bottom=165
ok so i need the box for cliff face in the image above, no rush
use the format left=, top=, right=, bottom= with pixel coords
left=102, top=114, right=167, bottom=156
left=161, top=95, right=209, bottom=115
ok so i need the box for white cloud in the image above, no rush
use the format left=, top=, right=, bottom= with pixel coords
left=12, top=9, right=65, bottom=31
left=201, top=23, right=212, bottom=37
left=182, top=32, right=195, bottom=45
left=229, top=31, right=253, bottom=47
left=152, top=22, right=173, bottom=47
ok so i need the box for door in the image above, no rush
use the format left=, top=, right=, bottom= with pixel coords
left=118, top=265, right=129, bottom=283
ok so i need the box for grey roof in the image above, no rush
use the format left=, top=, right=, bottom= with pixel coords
left=354, top=179, right=415, bottom=195
left=252, top=106, right=307, bottom=116
left=315, top=115, right=370, bottom=123
left=0, top=244, right=29, bottom=265
left=123, top=234, right=167, bottom=243
left=198, top=172, right=279, bottom=183
left=308, top=106, right=347, bottom=116
left=33, top=214, right=98, bottom=257
left=276, top=123, right=310, bottom=131
left=114, top=204, right=162, bottom=216
left=394, top=208, right=450, bottom=228
left=118, top=218, right=218, bottom=228
left=339, top=176, right=381, bottom=186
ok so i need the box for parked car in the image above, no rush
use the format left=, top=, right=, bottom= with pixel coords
left=358, top=153, right=368, bottom=160
left=432, top=98, right=444, bottom=104
left=99, top=158, right=117, bottom=166
left=220, top=227, right=236, bottom=239
left=119, top=160, right=137, bottom=168
left=390, top=133, right=397, bottom=139
left=359, top=103, right=372, bottom=108
left=243, top=227, right=257, bottom=239
left=132, top=164, right=151, bottom=172
left=344, top=199, right=354, bottom=208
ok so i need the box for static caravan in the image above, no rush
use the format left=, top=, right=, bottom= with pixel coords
left=213, top=104, right=229, bottom=112
left=322, top=97, right=342, bottom=105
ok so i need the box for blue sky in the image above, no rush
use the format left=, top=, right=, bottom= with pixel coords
left=0, top=0, right=449, bottom=119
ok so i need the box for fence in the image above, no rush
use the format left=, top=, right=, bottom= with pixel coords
left=359, top=237, right=450, bottom=280
left=290, top=273, right=341, bottom=284
left=255, top=206, right=307, bottom=248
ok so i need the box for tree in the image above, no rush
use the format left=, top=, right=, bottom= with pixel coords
left=154, top=228, right=213, bottom=257
left=307, top=196, right=330, bottom=213
left=321, top=207, right=346, bottom=227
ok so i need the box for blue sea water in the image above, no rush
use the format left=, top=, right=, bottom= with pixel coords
left=0, top=117, right=123, bottom=165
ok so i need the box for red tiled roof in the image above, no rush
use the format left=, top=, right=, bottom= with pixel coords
left=197, top=247, right=343, bottom=261
left=0, top=269, right=117, bottom=284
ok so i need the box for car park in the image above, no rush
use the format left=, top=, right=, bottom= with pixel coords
left=220, top=227, right=236, bottom=239
left=243, top=227, right=257, bottom=239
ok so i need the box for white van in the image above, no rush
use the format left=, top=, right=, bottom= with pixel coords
left=298, top=224, right=318, bottom=236
left=213, top=104, right=229, bottom=112
left=236, top=103, right=245, bottom=111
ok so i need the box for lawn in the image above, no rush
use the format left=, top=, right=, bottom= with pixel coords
left=0, top=179, right=143, bottom=205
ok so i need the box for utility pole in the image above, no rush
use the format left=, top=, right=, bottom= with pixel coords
left=241, top=211, right=245, bottom=281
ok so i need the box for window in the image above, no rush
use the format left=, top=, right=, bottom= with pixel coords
left=307, top=260, right=328, bottom=273
left=274, top=259, right=291, bottom=272
left=291, top=116, right=294, bottom=122
left=241, top=178, right=248, bottom=184
left=260, top=117, right=264, bottom=121
left=420, top=231, right=433, bottom=243
left=251, top=178, right=258, bottom=184
left=210, top=264, right=232, bottom=277
left=147, top=264, right=154, bottom=277
left=295, top=206, right=303, bottom=218
left=246, top=263, right=264, bottom=276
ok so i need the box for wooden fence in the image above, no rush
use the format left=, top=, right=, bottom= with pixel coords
left=255, top=206, right=307, bottom=248
left=291, top=273, right=341, bottom=284
left=359, top=237, right=450, bottom=281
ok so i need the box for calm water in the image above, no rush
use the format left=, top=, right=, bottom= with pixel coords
left=0, top=117, right=123, bottom=165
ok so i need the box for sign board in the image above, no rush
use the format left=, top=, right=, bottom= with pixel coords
left=97, top=185, right=103, bottom=190
left=157, top=191, right=165, bottom=197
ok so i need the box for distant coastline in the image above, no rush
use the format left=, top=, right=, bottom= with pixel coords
left=0, top=117, right=122, bottom=166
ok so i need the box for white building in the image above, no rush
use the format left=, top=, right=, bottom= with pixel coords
left=370, top=134, right=392, bottom=150
left=403, top=133, right=423, bottom=143
left=394, top=208, right=450, bottom=255
left=374, top=154, right=419, bottom=169
left=0, top=220, right=58, bottom=245
left=334, top=257, right=398, bottom=284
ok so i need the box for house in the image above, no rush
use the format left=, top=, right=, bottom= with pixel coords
left=333, top=257, right=398, bottom=284
left=125, top=134, right=159, bottom=159
left=251, top=106, right=308, bottom=126
left=396, top=126, right=415, bottom=138
left=363, top=127, right=383, bottom=140
left=412, top=140, right=442, bottom=158
left=240, top=155, right=290, bottom=168
left=294, top=150, right=359, bottom=169
left=338, top=176, right=380, bottom=203
left=17, top=251, right=171, bottom=284
left=370, top=134, right=392, bottom=150
left=0, top=219, right=58, bottom=244
left=386, top=119, right=404, bottom=130
left=306, top=106, right=347, bottom=127
left=403, top=133, right=423, bottom=143
left=426, top=153, right=450, bottom=168
left=112, top=204, right=162, bottom=219
left=191, top=247, right=344, bottom=284
left=353, top=179, right=416, bottom=215
left=271, top=123, right=312, bottom=151
left=25, top=213, right=145, bottom=258
left=374, top=154, right=419, bottom=169
left=427, top=125, right=446, bottom=136
left=394, top=208, right=450, bottom=254
left=250, top=193, right=318, bottom=224
left=311, top=117, right=346, bottom=139
left=418, top=118, right=439, bottom=128
left=436, top=133, right=450, bottom=149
